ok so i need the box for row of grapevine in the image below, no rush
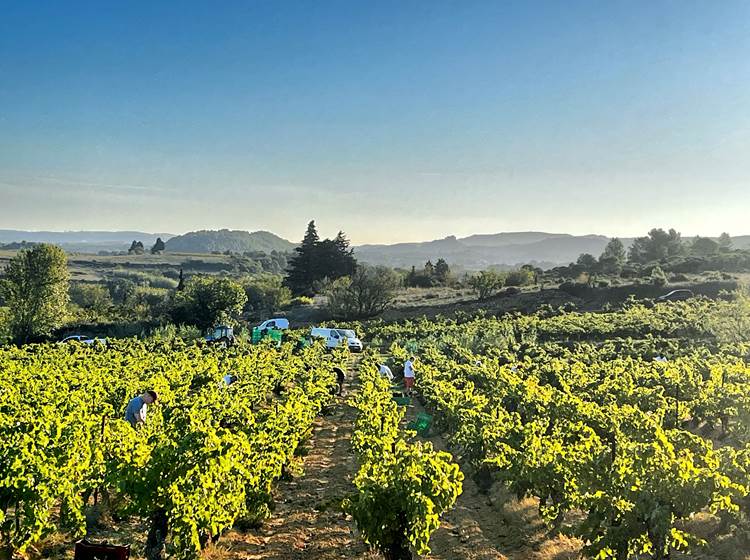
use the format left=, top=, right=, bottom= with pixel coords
left=367, top=295, right=750, bottom=353
left=344, top=356, right=463, bottom=560
left=0, top=338, right=341, bottom=558
left=369, top=296, right=750, bottom=559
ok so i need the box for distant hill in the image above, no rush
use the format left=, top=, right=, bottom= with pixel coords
left=164, top=229, right=295, bottom=254
left=459, top=231, right=572, bottom=247
left=355, top=232, right=750, bottom=270
left=354, top=233, right=618, bottom=270
left=732, top=236, right=750, bottom=250
left=0, top=230, right=173, bottom=253
left=3, top=228, right=746, bottom=264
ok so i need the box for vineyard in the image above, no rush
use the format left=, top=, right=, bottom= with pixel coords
left=0, top=339, right=342, bottom=559
left=366, top=293, right=750, bottom=559
left=1, top=293, right=750, bottom=559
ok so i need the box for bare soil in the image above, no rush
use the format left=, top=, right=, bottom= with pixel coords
left=211, top=360, right=373, bottom=560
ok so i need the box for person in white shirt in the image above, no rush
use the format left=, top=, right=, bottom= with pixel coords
left=378, top=364, right=394, bottom=382
left=403, top=357, right=416, bottom=396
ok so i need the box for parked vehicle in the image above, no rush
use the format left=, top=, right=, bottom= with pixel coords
left=256, top=318, right=289, bottom=330
left=205, top=325, right=235, bottom=346
left=656, top=289, right=694, bottom=302
left=310, top=327, right=363, bottom=352
left=60, top=335, right=106, bottom=345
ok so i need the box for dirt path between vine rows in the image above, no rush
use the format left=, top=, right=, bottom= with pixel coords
left=403, top=399, right=581, bottom=560
left=214, top=357, right=376, bottom=560
left=215, top=357, right=579, bottom=560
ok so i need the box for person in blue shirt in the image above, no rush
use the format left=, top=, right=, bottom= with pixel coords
left=125, top=390, right=158, bottom=427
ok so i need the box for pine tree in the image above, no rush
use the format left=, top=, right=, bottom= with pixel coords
left=151, top=237, right=166, bottom=254
left=284, top=222, right=358, bottom=295
left=285, top=221, right=320, bottom=295
left=435, top=259, right=451, bottom=285
left=128, top=240, right=145, bottom=255
left=332, top=231, right=356, bottom=278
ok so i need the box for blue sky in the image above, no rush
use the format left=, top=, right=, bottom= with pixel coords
left=1, top=1, right=748, bottom=243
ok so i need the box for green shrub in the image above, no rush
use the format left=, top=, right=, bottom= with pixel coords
left=504, top=268, right=534, bottom=287
left=651, top=265, right=668, bottom=287
left=286, top=295, right=314, bottom=307
left=69, top=283, right=113, bottom=321
left=468, top=270, right=505, bottom=300
left=326, top=265, right=400, bottom=319
left=171, top=276, right=247, bottom=329
left=243, top=274, right=291, bottom=315
left=0, top=307, right=10, bottom=345
left=147, top=323, right=203, bottom=341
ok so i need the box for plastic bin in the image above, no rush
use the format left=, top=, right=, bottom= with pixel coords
left=408, top=412, right=432, bottom=435
left=252, top=328, right=283, bottom=345
left=392, top=394, right=411, bottom=406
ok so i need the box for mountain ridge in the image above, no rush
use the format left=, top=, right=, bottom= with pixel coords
left=2, top=229, right=748, bottom=268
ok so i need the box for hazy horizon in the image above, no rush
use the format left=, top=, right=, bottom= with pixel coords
left=2, top=1, right=749, bottom=244
left=1, top=226, right=748, bottom=247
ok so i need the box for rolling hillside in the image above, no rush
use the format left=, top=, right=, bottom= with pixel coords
left=2, top=228, right=747, bottom=265
left=354, top=232, right=616, bottom=270
left=164, top=229, right=295, bottom=254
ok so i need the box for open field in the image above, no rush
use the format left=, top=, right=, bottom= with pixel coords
left=0, top=250, right=241, bottom=283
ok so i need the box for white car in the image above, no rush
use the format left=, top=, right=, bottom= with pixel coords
left=257, top=318, right=290, bottom=330
left=310, top=327, right=363, bottom=352
left=60, top=335, right=106, bottom=345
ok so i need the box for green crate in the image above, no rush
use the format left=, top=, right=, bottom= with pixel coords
left=251, top=327, right=283, bottom=345
left=408, top=412, right=432, bottom=435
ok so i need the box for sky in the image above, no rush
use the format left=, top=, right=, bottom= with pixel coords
left=1, top=1, right=749, bottom=244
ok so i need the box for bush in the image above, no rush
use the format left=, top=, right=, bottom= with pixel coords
left=0, top=307, right=10, bottom=345
left=243, top=274, right=291, bottom=315
left=468, top=270, right=505, bottom=300
left=285, top=296, right=314, bottom=308
left=109, top=269, right=177, bottom=289
left=106, top=278, right=138, bottom=304
left=69, top=283, right=113, bottom=321
left=171, top=276, right=247, bottom=329
left=651, top=265, right=668, bottom=287
left=504, top=269, right=534, bottom=287
left=326, top=265, right=400, bottom=319
left=0, top=244, right=70, bottom=343
left=147, top=323, right=203, bottom=342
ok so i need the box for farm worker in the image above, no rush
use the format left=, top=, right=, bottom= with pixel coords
left=403, top=357, right=416, bottom=396
left=223, top=373, right=238, bottom=386
left=125, top=390, right=158, bottom=427
left=331, top=367, right=346, bottom=396
left=378, top=364, right=394, bottom=381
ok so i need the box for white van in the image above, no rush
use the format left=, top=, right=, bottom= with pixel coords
left=257, top=318, right=290, bottom=330
left=310, top=327, right=363, bottom=352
